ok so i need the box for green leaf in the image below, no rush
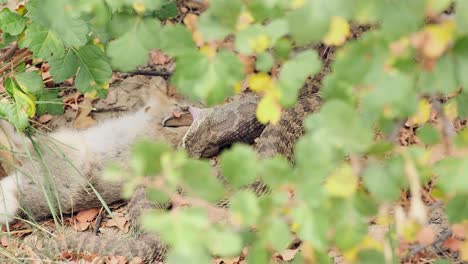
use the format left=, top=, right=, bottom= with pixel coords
left=209, top=0, right=241, bottom=29
left=434, top=260, right=452, bottom=264
left=292, top=205, right=328, bottom=250
left=107, top=17, right=161, bottom=71
left=454, top=37, right=468, bottom=93
left=446, top=194, right=468, bottom=223
left=264, top=218, right=291, bottom=251
left=417, top=125, right=440, bottom=145
left=363, top=160, right=406, bottom=202
left=230, top=191, right=260, bottom=227
left=274, top=38, right=292, bottom=61
left=36, top=90, right=64, bottom=115
left=246, top=243, right=269, bottom=264
left=220, top=144, right=257, bottom=188
left=278, top=50, right=322, bottom=107
left=287, top=1, right=329, bottom=45
left=27, top=0, right=89, bottom=47
left=166, top=247, right=211, bottom=264
left=305, top=100, right=374, bottom=153
left=257, top=156, right=292, bottom=189
left=14, top=71, right=44, bottom=94
left=0, top=101, right=29, bottom=130
left=12, top=84, right=35, bottom=117
left=48, top=50, right=80, bottom=83
left=207, top=229, right=243, bottom=256
left=419, top=54, right=458, bottom=94
left=74, top=45, right=112, bottom=93
left=356, top=249, right=386, bottom=264
left=131, top=140, right=171, bottom=176
left=256, top=52, right=274, bottom=72
left=20, top=23, right=65, bottom=60
left=456, top=0, right=468, bottom=34
left=155, top=1, right=178, bottom=20
left=246, top=0, right=286, bottom=22
left=353, top=191, right=378, bottom=217
left=145, top=187, right=170, bottom=206
left=198, top=12, right=232, bottom=41
left=378, top=0, right=425, bottom=39
left=454, top=128, right=468, bottom=148
left=173, top=50, right=243, bottom=105
left=160, top=24, right=197, bottom=57
left=0, top=8, right=28, bottom=35
left=180, top=160, right=224, bottom=202
left=435, top=157, right=468, bottom=194
left=142, top=208, right=209, bottom=246
left=360, top=71, right=418, bottom=122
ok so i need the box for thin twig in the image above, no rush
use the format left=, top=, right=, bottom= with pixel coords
left=0, top=49, right=31, bottom=76
left=128, top=70, right=172, bottom=77
left=406, top=229, right=453, bottom=259
left=0, top=43, right=19, bottom=63
left=93, top=208, right=106, bottom=236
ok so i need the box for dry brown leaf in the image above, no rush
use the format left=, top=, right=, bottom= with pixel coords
left=184, top=13, right=198, bottom=32
left=1, top=236, right=9, bottom=247
left=150, top=50, right=171, bottom=65
left=185, top=0, right=208, bottom=10
left=60, top=251, right=74, bottom=261
left=37, top=114, right=53, bottom=124
left=238, top=54, right=255, bottom=75
left=452, top=224, right=466, bottom=238
left=35, top=240, right=43, bottom=250
left=443, top=237, right=461, bottom=252
left=73, top=221, right=91, bottom=232
left=129, top=257, right=144, bottom=264
left=104, top=216, right=127, bottom=231
left=62, top=92, right=80, bottom=106
left=276, top=249, right=298, bottom=262
left=73, top=97, right=96, bottom=129
left=63, top=77, right=75, bottom=86
left=75, top=208, right=100, bottom=223
left=416, top=226, right=435, bottom=246
left=173, top=111, right=182, bottom=118
left=105, top=255, right=128, bottom=264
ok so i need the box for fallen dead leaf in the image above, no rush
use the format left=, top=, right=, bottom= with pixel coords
left=75, top=208, right=100, bottom=223
left=416, top=226, right=435, bottom=246
left=73, top=97, right=96, bottom=129
left=276, top=249, right=298, bottom=262
left=105, top=255, right=129, bottom=264
left=62, top=92, right=80, bottom=107
left=238, top=54, right=255, bottom=75
left=443, top=237, right=461, bottom=252
left=452, top=224, right=466, bottom=238
left=37, top=114, right=53, bottom=124
left=1, top=236, right=9, bottom=247
left=73, top=221, right=91, bottom=232
left=104, top=215, right=128, bottom=231
left=150, top=50, right=171, bottom=65
left=60, top=251, right=74, bottom=261
left=173, top=111, right=182, bottom=118
left=35, top=241, right=43, bottom=250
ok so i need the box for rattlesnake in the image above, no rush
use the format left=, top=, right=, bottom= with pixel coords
left=26, top=74, right=323, bottom=263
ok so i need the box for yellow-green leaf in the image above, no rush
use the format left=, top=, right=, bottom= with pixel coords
left=323, top=16, right=350, bottom=46
left=248, top=34, right=270, bottom=54
left=13, top=89, right=35, bottom=117
left=324, top=164, right=358, bottom=198
left=248, top=72, right=275, bottom=93
left=256, top=93, right=281, bottom=124
left=409, top=99, right=431, bottom=125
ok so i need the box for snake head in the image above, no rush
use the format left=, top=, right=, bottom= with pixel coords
left=180, top=106, right=220, bottom=158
